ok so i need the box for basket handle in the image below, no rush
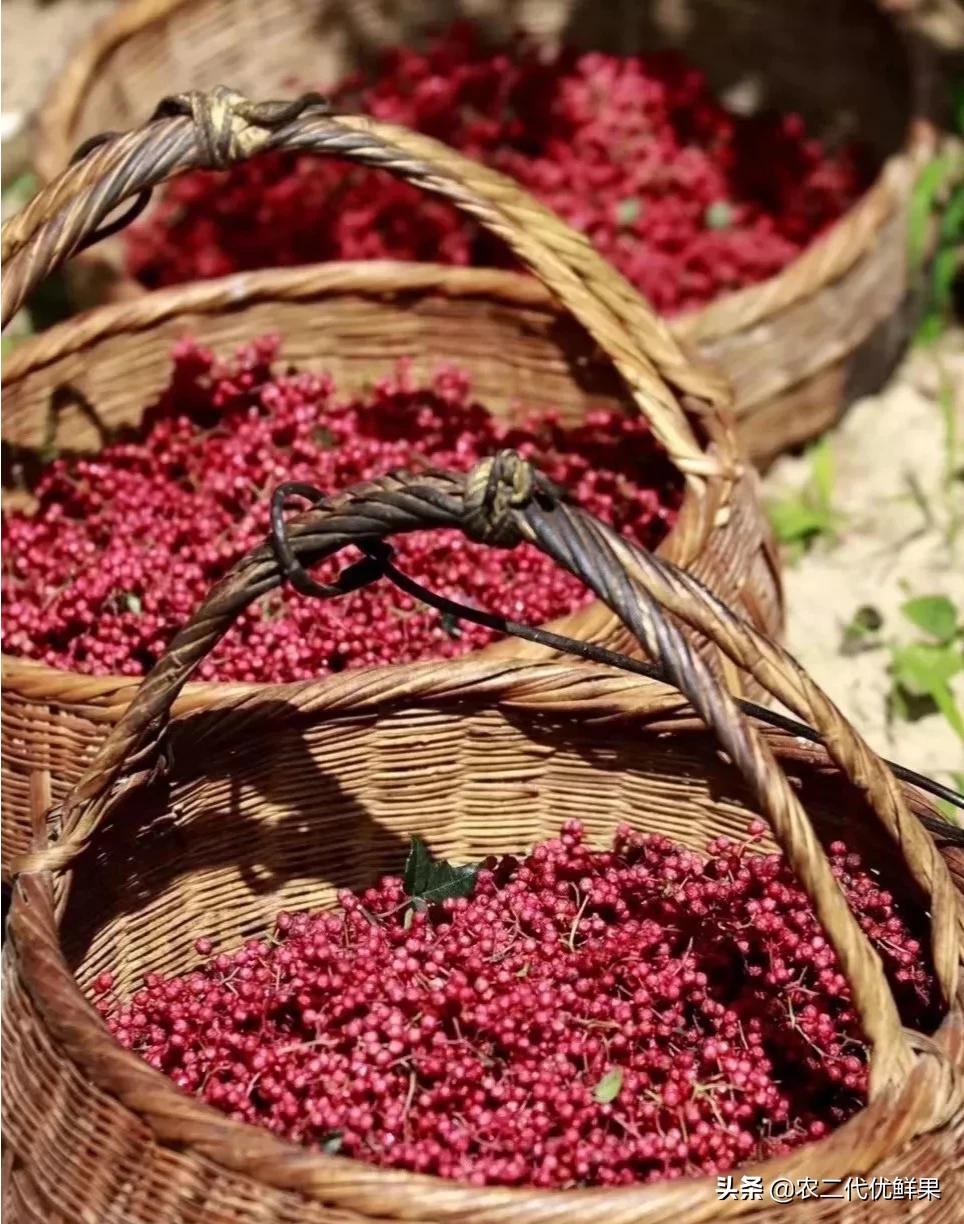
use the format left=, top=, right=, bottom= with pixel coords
left=14, top=454, right=962, bottom=1099
left=1, top=87, right=732, bottom=482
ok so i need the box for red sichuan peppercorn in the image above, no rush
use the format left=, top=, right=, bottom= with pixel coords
left=125, top=23, right=869, bottom=314
left=1, top=336, right=683, bottom=682
left=97, top=822, right=939, bottom=1188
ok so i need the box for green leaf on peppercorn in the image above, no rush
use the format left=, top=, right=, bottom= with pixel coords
left=704, top=201, right=734, bottom=231
left=403, top=836, right=479, bottom=907
left=441, top=611, right=463, bottom=639
left=593, top=1067, right=624, bottom=1104
left=616, top=197, right=641, bottom=227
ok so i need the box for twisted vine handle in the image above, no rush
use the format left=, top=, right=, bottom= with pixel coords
left=13, top=454, right=963, bottom=1101
left=1, top=86, right=734, bottom=482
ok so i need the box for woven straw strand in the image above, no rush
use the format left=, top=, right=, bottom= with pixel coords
left=1, top=92, right=733, bottom=480
left=15, top=459, right=958, bottom=1099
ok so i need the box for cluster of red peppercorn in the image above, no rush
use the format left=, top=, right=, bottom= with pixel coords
left=1, top=335, right=682, bottom=681
left=95, top=822, right=939, bottom=1188
left=125, top=23, right=869, bottom=315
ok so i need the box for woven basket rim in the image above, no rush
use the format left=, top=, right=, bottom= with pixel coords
left=1, top=258, right=751, bottom=703
left=29, top=0, right=934, bottom=346
left=12, top=664, right=963, bottom=1218
left=0, top=261, right=654, bottom=385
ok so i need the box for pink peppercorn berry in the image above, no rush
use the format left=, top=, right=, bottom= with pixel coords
left=96, top=822, right=939, bottom=1189
left=125, top=24, right=868, bottom=315
left=1, top=337, right=682, bottom=683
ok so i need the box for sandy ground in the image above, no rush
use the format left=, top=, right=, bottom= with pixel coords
left=1, top=0, right=114, bottom=115
left=3, top=0, right=963, bottom=810
left=763, top=333, right=964, bottom=794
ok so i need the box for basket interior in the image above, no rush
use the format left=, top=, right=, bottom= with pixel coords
left=44, top=0, right=913, bottom=301
left=2, top=278, right=632, bottom=481
left=59, top=691, right=933, bottom=1004
left=70, top=0, right=910, bottom=165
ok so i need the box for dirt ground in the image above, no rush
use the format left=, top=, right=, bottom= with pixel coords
left=1, top=0, right=114, bottom=115
left=763, top=333, right=964, bottom=793
left=3, top=0, right=963, bottom=808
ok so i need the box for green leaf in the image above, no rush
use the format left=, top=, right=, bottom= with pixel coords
left=915, top=311, right=946, bottom=347
left=321, top=1132, right=343, bottom=1154
left=932, top=245, right=960, bottom=320
left=889, top=641, right=964, bottom=740
left=901, top=595, right=958, bottom=643
left=889, top=682, right=919, bottom=724
left=440, top=611, right=462, bottom=640
left=616, top=197, right=641, bottom=226
left=767, top=439, right=838, bottom=552
left=808, top=438, right=835, bottom=511
left=937, top=371, right=959, bottom=494
left=415, top=860, right=480, bottom=905
left=890, top=641, right=963, bottom=694
left=767, top=499, right=833, bottom=546
left=704, top=201, right=734, bottom=231
left=908, top=156, right=952, bottom=271
left=403, top=836, right=434, bottom=898
left=938, top=186, right=964, bottom=248
left=931, top=682, right=964, bottom=742
left=125, top=593, right=143, bottom=615
left=403, top=837, right=479, bottom=907
left=593, top=1067, right=624, bottom=1104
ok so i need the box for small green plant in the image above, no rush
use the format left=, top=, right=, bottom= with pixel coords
left=888, top=594, right=964, bottom=741
left=839, top=594, right=964, bottom=744
left=909, top=79, right=964, bottom=344
left=767, top=437, right=840, bottom=560
left=935, top=369, right=963, bottom=548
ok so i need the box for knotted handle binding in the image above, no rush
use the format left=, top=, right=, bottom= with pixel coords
left=1, top=86, right=733, bottom=482
left=13, top=453, right=963, bottom=1102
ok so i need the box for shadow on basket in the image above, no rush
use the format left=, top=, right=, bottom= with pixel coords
left=3, top=452, right=963, bottom=1223
left=1, top=86, right=785, bottom=885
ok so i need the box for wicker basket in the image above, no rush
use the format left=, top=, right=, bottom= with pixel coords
left=3, top=456, right=963, bottom=1223
left=1, top=91, right=782, bottom=879
left=33, top=0, right=934, bottom=467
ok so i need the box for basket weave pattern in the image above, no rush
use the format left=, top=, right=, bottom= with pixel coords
left=2, top=458, right=962, bottom=1223
left=31, top=0, right=934, bottom=465
left=1, top=94, right=782, bottom=876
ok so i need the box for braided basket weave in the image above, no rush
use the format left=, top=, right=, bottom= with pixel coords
left=32, top=0, right=934, bottom=466
left=1, top=90, right=782, bottom=879
left=3, top=455, right=963, bottom=1223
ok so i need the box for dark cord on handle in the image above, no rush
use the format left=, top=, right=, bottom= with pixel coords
left=268, top=482, right=964, bottom=837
